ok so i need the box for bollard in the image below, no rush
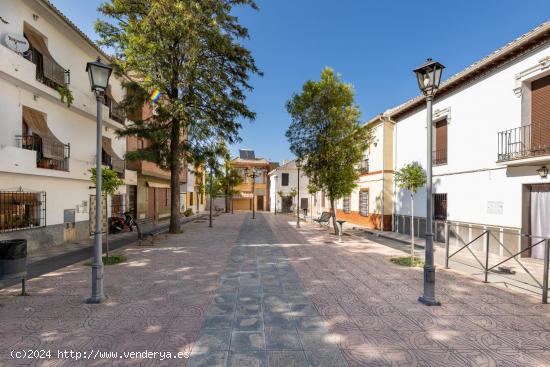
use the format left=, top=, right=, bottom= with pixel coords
left=484, top=231, right=490, bottom=283
left=543, top=239, right=549, bottom=304
left=444, top=222, right=450, bottom=269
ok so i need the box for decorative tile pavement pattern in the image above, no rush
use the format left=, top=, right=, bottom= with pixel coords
left=265, top=214, right=550, bottom=367
left=0, top=214, right=245, bottom=366
left=188, top=213, right=349, bottom=367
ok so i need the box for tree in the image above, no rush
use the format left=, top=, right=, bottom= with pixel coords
left=395, top=162, right=427, bottom=261
left=286, top=67, right=373, bottom=234
left=96, top=0, right=260, bottom=233
left=89, top=167, right=124, bottom=258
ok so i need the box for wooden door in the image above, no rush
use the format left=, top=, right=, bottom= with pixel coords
left=147, top=187, right=155, bottom=219
left=531, top=75, right=550, bottom=154
left=257, top=196, right=264, bottom=211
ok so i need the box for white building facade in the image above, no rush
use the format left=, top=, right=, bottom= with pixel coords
left=0, top=0, right=137, bottom=251
left=269, top=160, right=310, bottom=215
left=388, top=21, right=550, bottom=259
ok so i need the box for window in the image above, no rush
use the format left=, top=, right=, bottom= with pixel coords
left=255, top=173, right=264, bottom=184
left=433, top=119, right=448, bottom=165
left=359, top=159, right=369, bottom=174
left=0, top=190, right=46, bottom=232
left=189, top=192, right=194, bottom=206
left=433, top=193, right=447, bottom=220
left=359, top=190, right=369, bottom=216
left=281, top=173, right=289, bottom=186
left=343, top=196, right=351, bottom=214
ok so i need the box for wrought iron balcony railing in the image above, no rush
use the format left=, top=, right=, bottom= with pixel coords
left=432, top=148, right=448, bottom=165
left=23, top=47, right=69, bottom=89
left=16, top=135, right=70, bottom=171
left=497, top=121, right=550, bottom=162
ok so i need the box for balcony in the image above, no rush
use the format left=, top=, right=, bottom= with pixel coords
left=23, top=47, right=69, bottom=89
left=16, top=135, right=70, bottom=171
left=104, top=96, right=125, bottom=125
left=497, top=122, right=550, bottom=162
left=432, top=148, right=448, bottom=165
left=102, top=153, right=125, bottom=179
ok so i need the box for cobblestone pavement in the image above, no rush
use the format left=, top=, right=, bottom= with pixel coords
left=188, top=213, right=348, bottom=367
left=266, top=214, right=550, bottom=367
left=0, top=214, right=244, bottom=366
left=2, top=212, right=550, bottom=367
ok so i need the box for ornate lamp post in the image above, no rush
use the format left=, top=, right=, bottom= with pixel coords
left=296, top=159, right=302, bottom=228
left=414, top=58, right=445, bottom=307
left=86, top=57, right=112, bottom=304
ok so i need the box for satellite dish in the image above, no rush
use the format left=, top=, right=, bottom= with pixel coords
left=4, top=33, right=29, bottom=54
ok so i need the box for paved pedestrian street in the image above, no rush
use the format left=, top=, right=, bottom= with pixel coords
left=1, top=212, right=550, bottom=366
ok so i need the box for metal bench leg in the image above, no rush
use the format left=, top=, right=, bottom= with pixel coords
left=21, top=277, right=28, bottom=296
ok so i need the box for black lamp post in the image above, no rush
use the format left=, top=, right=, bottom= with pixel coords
left=86, top=57, right=112, bottom=304
left=245, top=168, right=264, bottom=219
left=414, top=58, right=445, bottom=307
left=296, top=159, right=302, bottom=228
left=274, top=175, right=278, bottom=215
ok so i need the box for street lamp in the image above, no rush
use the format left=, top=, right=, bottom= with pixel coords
left=273, top=175, right=278, bottom=215
left=86, top=57, right=112, bottom=304
left=296, top=159, right=302, bottom=228
left=244, top=168, right=264, bottom=219
left=414, top=58, right=444, bottom=307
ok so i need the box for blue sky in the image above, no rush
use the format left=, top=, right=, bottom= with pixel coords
left=52, top=0, right=550, bottom=163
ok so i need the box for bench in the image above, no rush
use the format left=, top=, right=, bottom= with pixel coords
left=313, top=211, right=331, bottom=226
left=136, top=218, right=165, bottom=245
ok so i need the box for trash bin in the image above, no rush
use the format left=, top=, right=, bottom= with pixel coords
left=0, top=239, right=28, bottom=295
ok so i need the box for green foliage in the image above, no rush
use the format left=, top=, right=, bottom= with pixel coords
left=286, top=68, right=372, bottom=202
left=289, top=188, right=297, bottom=198
left=89, top=167, right=124, bottom=196
left=277, top=190, right=285, bottom=198
left=183, top=208, right=193, bottom=217
left=96, top=0, right=260, bottom=232
left=307, top=183, right=318, bottom=195
left=395, top=162, right=426, bottom=194
left=390, top=256, right=424, bottom=267
left=56, top=85, right=74, bottom=107
left=285, top=67, right=373, bottom=232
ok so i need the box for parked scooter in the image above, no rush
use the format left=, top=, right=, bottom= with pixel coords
left=109, top=211, right=137, bottom=234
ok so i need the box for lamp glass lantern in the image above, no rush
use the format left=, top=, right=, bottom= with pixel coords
left=86, top=57, right=112, bottom=92
left=537, top=166, right=548, bottom=179
left=413, top=58, right=445, bottom=96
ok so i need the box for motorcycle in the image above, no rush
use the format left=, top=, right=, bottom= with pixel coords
left=109, top=211, right=137, bottom=234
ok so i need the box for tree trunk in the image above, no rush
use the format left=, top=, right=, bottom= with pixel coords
left=329, top=195, right=338, bottom=234
left=411, top=193, right=414, bottom=261
left=169, top=120, right=181, bottom=234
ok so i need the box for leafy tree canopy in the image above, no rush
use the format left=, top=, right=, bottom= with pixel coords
left=285, top=67, right=373, bottom=232
left=395, top=162, right=426, bottom=194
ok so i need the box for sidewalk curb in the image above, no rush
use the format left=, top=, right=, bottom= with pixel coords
left=356, top=228, right=426, bottom=249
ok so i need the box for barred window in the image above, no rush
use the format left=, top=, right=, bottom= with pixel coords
left=0, top=190, right=46, bottom=232
left=359, top=190, right=369, bottom=216
left=433, top=193, right=447, bottom=220
left=343, top=196, right=351, bottom=214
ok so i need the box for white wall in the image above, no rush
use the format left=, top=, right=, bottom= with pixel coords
left=394, top=43, right=550, bottom=228
left=269, top=161, right=310, bottom=213
left=0, top=0, right=133, bottom=226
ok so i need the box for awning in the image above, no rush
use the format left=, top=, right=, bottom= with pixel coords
left=24, top=24, right=66, bottom=86
left=22, top=106, right=65, bottom=160
left=102, top=136, right=125, bottom=173
left=147, top=182, right=171, bottom=189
